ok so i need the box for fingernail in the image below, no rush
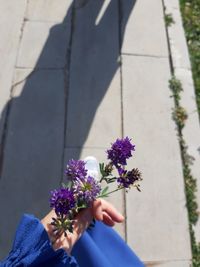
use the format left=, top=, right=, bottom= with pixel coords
left=119, top=213, right=124, bottom=221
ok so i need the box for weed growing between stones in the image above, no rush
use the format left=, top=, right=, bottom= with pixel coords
left=172, top=106, right=188, bottom=130
left=180, top=0, right=200, bottom=120
left=169, top=76, right=200, bottom=266
left=164, top=13, right=175, bottom=27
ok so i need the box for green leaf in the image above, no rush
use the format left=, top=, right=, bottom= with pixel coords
left=101, top=186, right=109, bottom=195
left=77, top=203, right=88, bottom=210
left=99, top=163, right=106, bottom=177
left=101, top=194, right=109, bottom=198
left=61, top=180, right=72, bottom=188
left=61, top=182, right=67, bottom=188
left=107, top=177, right=117, bottom=183
left=136, top=184, right=141, bottom=192
left=99, top=163, right=104, bottom=172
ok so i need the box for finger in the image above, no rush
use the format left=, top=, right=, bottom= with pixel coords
left=102, top=212, right=115, bottom=227
left=75, top=208, right=93, bottom=233
left=100, top=199, right=124, bottom=223
left=92, top=199, right=103, bottom=221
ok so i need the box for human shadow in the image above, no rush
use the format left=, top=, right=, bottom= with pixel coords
left=0, top=0, right=136, bottom=258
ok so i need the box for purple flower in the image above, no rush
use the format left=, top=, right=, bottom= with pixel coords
left=73, top=176, right=101, bottom=204
left=50, top=188, right=76, bottom=216
left=107, top=137, right=135, bottom=167
left=65, top=159, right=87, bottom=181
left=117, top=168, right=142, bottom=188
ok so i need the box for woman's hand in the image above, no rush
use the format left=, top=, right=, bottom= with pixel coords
left=41, top=199, right=124, bottom=255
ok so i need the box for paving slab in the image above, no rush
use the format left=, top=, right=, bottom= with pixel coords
left=26, top=0, right=73, bottom=23
left=66, top=69, right=121, bottom=148
left=121, top=0, right=168, bottom=57
left=122, top=55, right=192, bottom=261
left=16, top=21, right=70, bottom=68
left=175, top=67, right=200, bottom=243
left=65, top=0, right=121, bottom=148
left=164, top=5, right=191, bottom=70
left=145, top=260, right=191, bottom=267
left=0, top=69, right=65, bottom=258
left=63, top=147, right=125, bottom=239
left=0, top=0, right=195, bottom=264
left=0, top=0, right=26, bottom=146
left=164, top=0, right=200, bottom=243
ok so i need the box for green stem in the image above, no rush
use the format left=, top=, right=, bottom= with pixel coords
left=100, top=176, right=105, bottom=183
left=98, top=187, right=123, bottom=198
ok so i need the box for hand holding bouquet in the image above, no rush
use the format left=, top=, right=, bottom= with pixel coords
left=47, top=137, right=142, bottom=246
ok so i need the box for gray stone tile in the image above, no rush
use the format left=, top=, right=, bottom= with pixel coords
left=164, top=0, right=200, bottom=243
left=63, top=147, right=125, bottom=239
left=66, top=69, right=121, bottom=148
left=122, top=55, right=192, bottom=261
left=65, top=0, right=121, bottom=148
left=0, top=1, right=26, bottom=146
left=0, top=69, right=65, bottom=257
left=121, top=0, right=168, bottom=57
left=175, top=68, right=200, bottom=242
left=166, top=8, right=191, bottom=70
left=16, top=21, right=70, bottom=68
left=145, top=260, right=191, bottom=267
left=26, top=0, right=73, bottom=23
left=12, top=69, right=34, bottom=97
left=163, top=0, right=180, bottom=10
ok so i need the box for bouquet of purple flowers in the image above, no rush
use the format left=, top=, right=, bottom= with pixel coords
left=49, top=137, right=142, bottom=237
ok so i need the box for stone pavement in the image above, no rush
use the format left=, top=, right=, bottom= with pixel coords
left=0, top=0, right=198, bottom=266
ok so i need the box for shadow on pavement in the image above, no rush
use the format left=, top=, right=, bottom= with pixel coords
left=0, top=0, right=136, bottom=257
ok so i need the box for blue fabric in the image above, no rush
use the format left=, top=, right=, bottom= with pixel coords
left=0, top=215, right=144, bottom=267
left=72, top=221, right=144, bottom=267
left=0, top=214, right=78, bottom=267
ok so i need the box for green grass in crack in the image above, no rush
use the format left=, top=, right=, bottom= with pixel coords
left=169, top=76, right=200, bottom=266
left=190, top=223, right=200, bottom=267
left=172, top=106, right=188, bottom=130
left=169, top=76, right=183, bottom=102
left=164, top=13, right=175, bottom=27
left=179, top=0, right=200, bottom=119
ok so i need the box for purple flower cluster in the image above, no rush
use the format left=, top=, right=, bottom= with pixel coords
left=49, top=137, right=141, bottom=236
left=107, top=137, right=135, bottom=167
left=73, top=176, right=101, bottom=204
left=50, top=159, right=101, bottom=216
left=50, top=188, right=76, bottom=216
left=65, top=159, right=87, bottom=181
left=106, top=137, right=141, bottom=189
left=117, top=168, right=142, bottom=188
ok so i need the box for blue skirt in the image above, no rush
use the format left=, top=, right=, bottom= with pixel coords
left=0, top=214, right=144, bottom=267
left=72, top=221, right=144, bottom=267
